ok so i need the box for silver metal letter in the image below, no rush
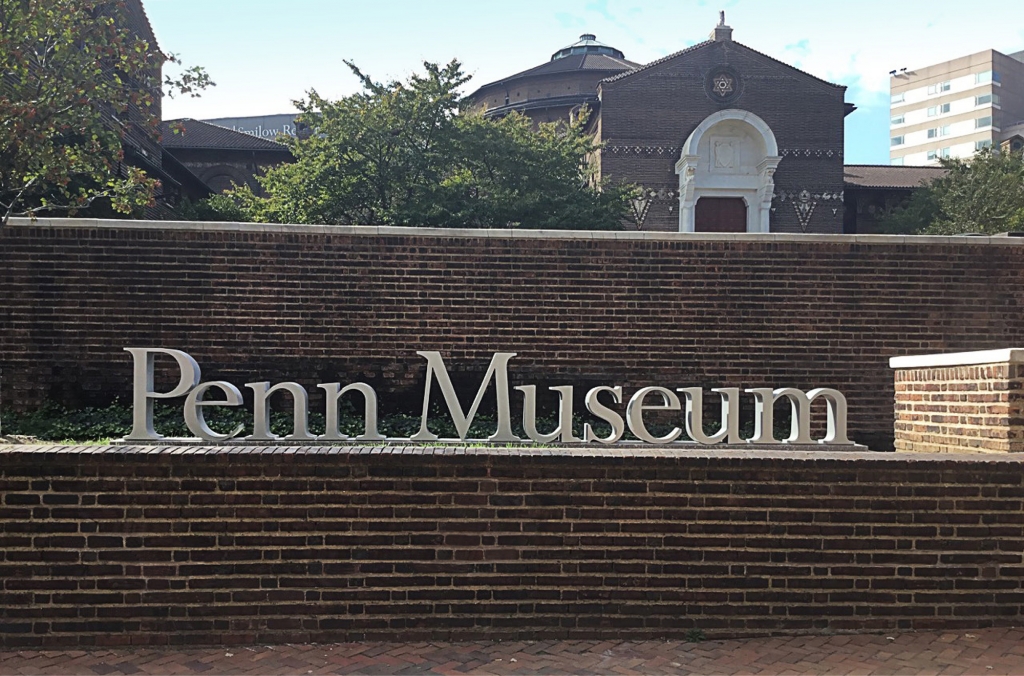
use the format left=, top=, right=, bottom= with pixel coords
left=412, top=351, right=519, bottom=442
left=584, top=386, right=624, bottom=444
left=124, top=348, right=201, bottom=441
left=246, top=381, right=316, bottom=441
left=677, top=387, right=740, bottom=444
left=626, top=387, right=682, bottom=444
left=318, top=382, right=384, bottom=441
left=807, top=388, right=851, bottom=444
left=747, top=387, right=852, bottom=444
left=516, top=385, right=580, bottom=443
left=184, top=381, right=244, bottom=442
left=746, top=387, right=776, bottom=444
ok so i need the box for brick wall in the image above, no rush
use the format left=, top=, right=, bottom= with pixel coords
left=893, top=350, right=1024, bottom=453
left=4, top=220, right=1024, bottom=450
left=1, top=446, right=1022, bottom=647
left=598, top=40, right=846, bottom=233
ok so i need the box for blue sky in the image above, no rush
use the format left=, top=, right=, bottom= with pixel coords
left=147, top=0, right=1024, bottom=165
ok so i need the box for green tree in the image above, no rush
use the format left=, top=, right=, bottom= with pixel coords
left=880, top=149, right=1024, bottom=235
left=235, top=60, right=633, bottom=229
left=438, top=110, right=632, bottom=230
left=0, top=0, right=211, bottom=226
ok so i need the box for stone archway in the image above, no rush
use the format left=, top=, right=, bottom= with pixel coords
left=675, top=110, right=781, bottom=233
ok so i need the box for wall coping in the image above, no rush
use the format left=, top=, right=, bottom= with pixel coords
left=3, top=445, right=1024, bottom=464
left=890, top=348, right=1024, bottom=369
left=6, top=217, right=1024, bottom=247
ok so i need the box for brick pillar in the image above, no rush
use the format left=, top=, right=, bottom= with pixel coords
left=890, top=349, right=1024, bottom=453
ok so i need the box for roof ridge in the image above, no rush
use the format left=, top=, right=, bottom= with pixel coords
left=601, top=39, right=846, bottom=91
left=844, top=164, right=945, bottom=168
left=601, top=40, right=713, bottom=84
left=733, top=41, right=844, bottom=90
left=161, top=118, right=291, bottom=150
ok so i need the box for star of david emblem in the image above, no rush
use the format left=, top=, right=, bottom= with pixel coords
left=712, top=74, right=734, bottom=97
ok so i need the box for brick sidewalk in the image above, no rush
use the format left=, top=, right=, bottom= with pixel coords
left=2, top=628, right=1023, bottom=675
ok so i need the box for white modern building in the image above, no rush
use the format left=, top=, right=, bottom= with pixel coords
left=890, top=49, right=1024, bottom=166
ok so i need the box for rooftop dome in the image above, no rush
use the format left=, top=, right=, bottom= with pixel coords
left=551, top=34, right=626, bottom=61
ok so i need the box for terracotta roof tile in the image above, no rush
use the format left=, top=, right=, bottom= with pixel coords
left=477, top=53, right=639, bottom=91
left=160, top=119, right=291, bottom=151
left=602, top=39, right=845, bottom=91
left=843, top=165, right=946, bottom=189
left=602, top=40, right=713, bottom=84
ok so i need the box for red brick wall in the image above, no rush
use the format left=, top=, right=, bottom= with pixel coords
left=3, top=220, right=1024, bottom=450
left=894, top=363, right=1024, bottom=453
left=1, top=446, right=1022, bottom=647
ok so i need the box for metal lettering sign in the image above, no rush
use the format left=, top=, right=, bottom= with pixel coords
left=124, top=348, right=852, bottom=445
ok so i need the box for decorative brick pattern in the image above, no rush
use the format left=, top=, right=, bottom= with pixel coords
left=1, top=445, right=1023, bottom=647
left=598, top=41, right=846, bottom=233
left=894, top=362, right=1024, bottom=453
left=4, top=221, right=1024, bottom=451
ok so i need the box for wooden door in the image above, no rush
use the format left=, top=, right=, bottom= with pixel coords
left=695, top=197, right=747, bottom=233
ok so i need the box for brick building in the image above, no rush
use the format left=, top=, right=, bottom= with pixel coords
left=469, top=16, right=858, bottom=233
left=161, top=119, right=293, bottom=195
left=116, top=0, right=211, bottom=214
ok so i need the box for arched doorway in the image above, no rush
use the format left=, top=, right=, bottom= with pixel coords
left=695, top=197, right=747, bottom=232
left=675, top=110, right=781, bottom=233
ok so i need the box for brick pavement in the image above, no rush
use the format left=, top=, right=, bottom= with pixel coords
left=1, top=629, right=1023, bottom=675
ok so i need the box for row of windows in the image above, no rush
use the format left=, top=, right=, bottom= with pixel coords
left=891, top=139, right=993, bottom=164
left=890, top=70, right=1001, bottom=105
left=890, top=116, right=994, bottom=146
left=891, top=95, right=999, bottom=125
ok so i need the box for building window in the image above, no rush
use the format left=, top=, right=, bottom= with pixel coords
left=976, top=94, right=992, bottom=105
left=927, top=81, right=951, bottom=95
left=975, top=116, right=992, bottom=129
left=891, top=92, right=905, bottom=104
left=927, top=103, right=950, bottom=117
left=941, top=147, right=951, bottom=158
left=927, top=128, right=938, bottom=139
left=975, top=140, right=992, bottom=151
left=976, top=71, right=992, bottom=84
left=891, top=135, right=904, bottom=146
left=891, top=157, right=904, bottom=166
left=993, top=71, right=1002, bottom=84
left=927, top=150, right=937, bottom=161
left=891, top=114, right=904, bottom=125
left=941, top=125, right=951, bottom=136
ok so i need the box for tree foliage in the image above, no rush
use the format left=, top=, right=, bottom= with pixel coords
left=231, top=60, right=634, bottom=229
left=880, top=150, right=1024, bottom=235
left=0, top=0, right=211, bottom=226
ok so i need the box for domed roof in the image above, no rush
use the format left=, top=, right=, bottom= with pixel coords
left=551, top=34, right=627, bottom=61
left=466, top=34, right=640, bottom=120
left=471, top=34, right=639, bottom=91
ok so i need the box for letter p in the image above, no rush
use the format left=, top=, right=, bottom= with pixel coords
left=124, top=348, right=201, bottom=441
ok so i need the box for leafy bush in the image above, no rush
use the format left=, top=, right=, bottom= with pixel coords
left=3, top=399, right=794, bottom=443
